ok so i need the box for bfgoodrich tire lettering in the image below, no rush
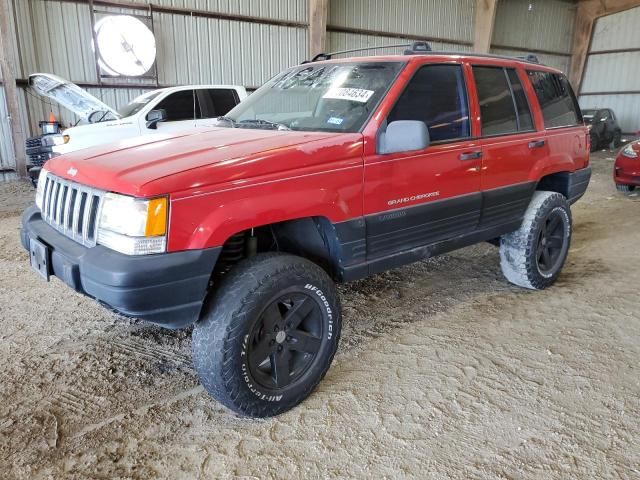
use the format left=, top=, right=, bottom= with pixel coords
left=499, top=191, right=572, bottom=290
left=192, top=253, right=341, bottom=417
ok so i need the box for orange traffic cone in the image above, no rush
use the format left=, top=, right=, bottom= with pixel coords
left=48, top=112, right=57, bottom=123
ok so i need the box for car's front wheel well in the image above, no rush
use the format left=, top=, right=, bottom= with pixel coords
left=211, top=217, right=343, bottom=284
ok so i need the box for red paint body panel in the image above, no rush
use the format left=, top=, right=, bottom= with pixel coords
left=614, top=141, right=640, bottom=186
left=42, top=53, right=588, bottom=254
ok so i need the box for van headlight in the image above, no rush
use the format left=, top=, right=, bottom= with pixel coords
left=622, top=143, right=638, bottom=159
left=35, top=168, right=49, bottom=209
left=97, top=193, right=168, bottom=255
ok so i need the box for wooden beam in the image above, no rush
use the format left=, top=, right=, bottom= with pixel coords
left=569, top=0, right=640, bottom=92
left=309, top=0, right=328, bottom=58
left=473, top=0, right=498, bottom=53
left=0, top=0, right=27, bottom=177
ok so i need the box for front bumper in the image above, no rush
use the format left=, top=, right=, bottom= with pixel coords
left=614, top=158, right=640, bottom=186
left=21, top=206, right=221, bottom=329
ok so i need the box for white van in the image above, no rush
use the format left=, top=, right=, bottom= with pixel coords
left=28, top=74, right=248, bottom=156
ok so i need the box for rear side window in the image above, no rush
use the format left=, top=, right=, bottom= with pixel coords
left=527, top=71, right=581, bottom=128
left=154, top=90, right=196, bottom=122
left=388, top=64, right=470, bottom=142
left=473, top=66, right=518, bottom=136
left=197, top=89, right=239, bottom=118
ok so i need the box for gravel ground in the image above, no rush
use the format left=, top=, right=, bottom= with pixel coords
left=0, top=151, right=638, bottom=479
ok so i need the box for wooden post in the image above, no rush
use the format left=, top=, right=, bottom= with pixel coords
left=473, top=0, right=498, bottom=53
left=569, top=0, right=640, bottom=92
left=0, top=0, right=27, bottom=178
left=309, top=0, right=328, bottom=58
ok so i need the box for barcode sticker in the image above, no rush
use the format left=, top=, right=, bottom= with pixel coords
left=323, top=87, right=375, bottom=103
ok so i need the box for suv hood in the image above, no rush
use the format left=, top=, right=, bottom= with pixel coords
left=44, top=127, right=364, bottom=197
left=29, top=73, right=120, bottom=121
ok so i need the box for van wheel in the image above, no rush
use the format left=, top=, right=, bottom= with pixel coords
left=192, top=253, right=341, bottom=417
left=612, top=131, right=622, bottom=148
left=499, top=191, right=571, bottom=290
left=616, top=184, right=635, bottom=193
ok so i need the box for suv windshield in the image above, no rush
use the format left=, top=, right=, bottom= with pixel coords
left=222, top=61, right=404, bottom=132
left=117, top=90, right=163, bottom=118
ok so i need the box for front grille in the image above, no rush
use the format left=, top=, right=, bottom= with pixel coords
left=26, top=136, right=42, bottom=149
left=25, top=136, right=54, bottom=167
left=41, top=174, right=105, bottom=247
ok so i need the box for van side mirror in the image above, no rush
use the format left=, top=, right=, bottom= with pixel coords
left=146, top=109, right=167, bottom=130
left=378, top=120, right=430, bottom=154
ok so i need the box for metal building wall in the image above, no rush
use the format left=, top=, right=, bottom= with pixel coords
left=3, top=0, right=309, bottom=160
left=490, top=0, right=575, bottom=73
left=579, top=7, right=640, bottom=135
left=327, top=0, right=475, bottom=57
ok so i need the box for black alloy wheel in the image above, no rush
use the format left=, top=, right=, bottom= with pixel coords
left=248, top=292, right=324, bottom=390
left=536, top=209, right=567, bottom=276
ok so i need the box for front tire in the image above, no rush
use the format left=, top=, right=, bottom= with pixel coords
left=499, top=191, right=572, bottom=290
left=193, top=253, right=341, bottom=417
left=612, top=130, right=622, bottom=148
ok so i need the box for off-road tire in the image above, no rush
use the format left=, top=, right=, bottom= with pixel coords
left=192, top=253, right=341, bottom=417
left=616, top=184, right=635, bottom=193
left=499, top=191, right=572, bottom=290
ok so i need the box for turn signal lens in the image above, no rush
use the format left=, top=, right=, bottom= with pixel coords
left=145, top=197, right=168, bottom=236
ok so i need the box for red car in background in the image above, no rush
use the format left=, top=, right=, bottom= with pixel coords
left=615, top=140, right=640, bottom=192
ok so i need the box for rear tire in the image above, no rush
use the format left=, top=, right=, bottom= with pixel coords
left=590, top=133, right=599, bottom=152
left=616, top=184, right=635, bottom=193
left=499, top=191, right=572, bottom=290
left=192, top=253, right=341, bottom=417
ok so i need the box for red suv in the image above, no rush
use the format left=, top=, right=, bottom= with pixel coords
left=21, top=46, right=591, bottom=417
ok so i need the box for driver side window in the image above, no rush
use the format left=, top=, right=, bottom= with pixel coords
left=154, top=90, right=197, bottom=122
left=387, top=64, right=470, bottom=142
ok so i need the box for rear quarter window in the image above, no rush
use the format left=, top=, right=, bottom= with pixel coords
left=526, top=71, right=582, bottom=129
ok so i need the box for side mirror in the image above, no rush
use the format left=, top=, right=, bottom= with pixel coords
left=379, top=120, right=430, bottom=154
left=146, top=109, right=167, bottom=130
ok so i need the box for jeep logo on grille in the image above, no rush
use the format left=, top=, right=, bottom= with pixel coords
left=67, top=167, right=78, bottom=177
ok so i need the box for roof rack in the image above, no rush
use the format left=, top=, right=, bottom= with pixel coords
left=515, top=54, right=540, bottom=64
left=304, top=42, right=413, bottom=63
left=303, top=42, right=543, bottom=66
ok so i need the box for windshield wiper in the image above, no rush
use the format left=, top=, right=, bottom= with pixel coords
left=216, top=116, right=237, bottom=127
left=238, top=119, right=291, bottom=131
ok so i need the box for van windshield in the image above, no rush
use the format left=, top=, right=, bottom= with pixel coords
left=221, top=61, right=404, bottom=132
left=117, top=90, right=163, bottom=118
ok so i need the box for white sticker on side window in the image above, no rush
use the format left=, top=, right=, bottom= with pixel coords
left=323, top=87, right=375, bottom=103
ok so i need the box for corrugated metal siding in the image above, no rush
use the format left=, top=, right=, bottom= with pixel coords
left=8, top=0, right=307, bottom=142
left=492, top=0, right=575, bottom=54
left=579, top=7, right=640, bottom=134
left=590, top=6, right=640, bottom=51
left=581, top=52, right=640, bottom=92
left=328, top=32, right=472, bottom=58
left=490, top=47, right=570, bottom=73
left=0, top=87, right=14, bottom=170
left=328, top=0, right=475, bottom=44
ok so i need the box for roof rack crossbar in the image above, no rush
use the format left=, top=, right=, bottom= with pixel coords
left=306, top=43, right=412, bottom=63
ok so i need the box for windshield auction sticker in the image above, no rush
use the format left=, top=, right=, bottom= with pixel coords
left=323, top=87, right=375, bottom=103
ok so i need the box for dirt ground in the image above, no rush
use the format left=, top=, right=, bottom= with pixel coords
left=0, top=151, right=639, bottom=479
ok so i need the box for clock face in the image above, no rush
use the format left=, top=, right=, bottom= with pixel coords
left=94, top=15, right=156, bottom=77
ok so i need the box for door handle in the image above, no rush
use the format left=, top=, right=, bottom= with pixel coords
left=528, top=140, right=546, bottom=149
left=459, top=151, right=482, bottom=161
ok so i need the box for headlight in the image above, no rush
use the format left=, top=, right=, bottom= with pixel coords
left=97, top=193, right=168, bottom=255
left=35, top=168, right=49, bottom=209
left=622, top=143, right=638, bottom=159
left=41, top=134, right=70, bottom=147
